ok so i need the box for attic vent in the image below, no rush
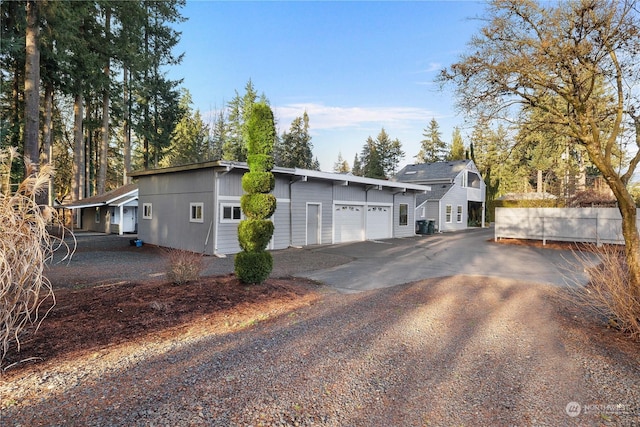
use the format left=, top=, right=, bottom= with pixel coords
left=405, top=171, right=417, bottom=175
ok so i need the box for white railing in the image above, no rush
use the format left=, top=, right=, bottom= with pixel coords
left=495, top=207, right=640, bottom=246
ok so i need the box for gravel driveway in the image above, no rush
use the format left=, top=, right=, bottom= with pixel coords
left=3, top=232, right=639, bottom=426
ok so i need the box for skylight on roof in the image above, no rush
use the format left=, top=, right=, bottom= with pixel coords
left=405, top=171, right=417, bottom=175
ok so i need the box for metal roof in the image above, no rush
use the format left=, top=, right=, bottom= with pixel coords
left=130, top=161, right=431, bottom=193
left=62, top=183, right=138, bottom=209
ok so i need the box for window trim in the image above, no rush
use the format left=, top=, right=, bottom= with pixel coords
left=456, top=205, right=463, bottom=223
left=220, top=202, right=243, bottom=223
left=142, top=203, right=153, bottom=220
left=399, top=203, right=408, bottom=226
left=190, top=202, right=204, bottom=223
left=445, top=204, right=453, bottom=223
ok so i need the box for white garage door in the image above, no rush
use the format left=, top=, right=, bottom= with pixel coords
left=334, top=204, right=364, bottom=243
left=366, top=205, right=392, bottom=240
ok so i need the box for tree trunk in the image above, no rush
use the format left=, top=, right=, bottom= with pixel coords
left=72, top=94, right=84, bottom=202
left=24, top=0, right=40, bottom=175
left=98, top=7, right=110, bottom=195
left=123, top=67, right=131, bottom=185
left=43, top=83, right=53, bottom=205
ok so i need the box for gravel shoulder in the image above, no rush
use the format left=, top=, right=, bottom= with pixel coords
left=2, top=275, right=639, bottom=426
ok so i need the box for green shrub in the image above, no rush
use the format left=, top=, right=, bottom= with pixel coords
left=238, top=219, right=274, bottom=252
left=241, top=193, right=277, bottom=219
left=234, top=250, right=273, bottom=284
left=242, top=171, right=275, bottom=194
left=247, top=154, right=274, bottom=172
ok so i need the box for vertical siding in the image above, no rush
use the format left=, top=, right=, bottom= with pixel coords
left=290, top=179, right=333, bottom=246
left=393, top=192, right=416, bottom=238
left=440, top=187, right=468, bottom=232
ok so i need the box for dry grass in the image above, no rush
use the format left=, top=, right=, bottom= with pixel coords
left=165, top=249, right=204, bottom=285
left=569, top=243, right=640, bottom=340
left=0, top=148, right=73, bottom=368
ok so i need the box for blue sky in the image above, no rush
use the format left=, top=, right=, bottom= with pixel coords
left=168, top=0, right=488, bottom=172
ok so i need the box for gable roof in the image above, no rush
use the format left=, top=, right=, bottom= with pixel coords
left=63, top=183, right=138, bottom=209
left=392, top=160, right=473, bottom=184
left=416, top=183, right=455, bottom=205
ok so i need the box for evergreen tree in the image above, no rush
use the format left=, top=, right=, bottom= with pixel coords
left=360, top=136, right=385, bottom=179
left=416, top=118, right=447, bottom=163
left=448, top=127, right=465, bottom=160
left=277, top=111, right=316, bottom=169
left=160, top=90, right=210, bottom=167
left=375, top=128, right=404, bottom=177
left=352, top=153, right=363, bottom=176
left=333, top=152, right=350, bottom=173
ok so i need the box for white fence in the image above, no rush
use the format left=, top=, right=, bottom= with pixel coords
left=495, top=207, right=640, bottom=245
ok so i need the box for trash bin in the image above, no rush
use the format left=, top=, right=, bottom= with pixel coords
left=427, top=220, right=436, bottom=235
left=416, top=220, right=428, bottom=235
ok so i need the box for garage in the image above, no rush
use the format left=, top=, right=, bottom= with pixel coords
left=366, top=205, right=392, bottom=240
left=334, top=204, right=364, bottom=243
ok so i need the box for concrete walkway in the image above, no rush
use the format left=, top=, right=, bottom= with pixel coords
left=296, top=227, right=595, bottom=292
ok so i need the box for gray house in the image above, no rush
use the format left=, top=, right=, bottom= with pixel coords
left=392, top=160, right=486, bottom=232
left=130, top=161, right=431, bottom=256
left=63, top=183, right=138, bottom=235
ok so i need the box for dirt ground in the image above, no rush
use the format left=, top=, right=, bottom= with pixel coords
left=1, top=274, right=322, bottom=374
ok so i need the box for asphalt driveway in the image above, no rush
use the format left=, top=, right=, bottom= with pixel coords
left=48, top=226, right=594, bottom=291
left=296, top=227, right=594, bottom=292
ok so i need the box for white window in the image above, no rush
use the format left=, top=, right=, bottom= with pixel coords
left=445, top=204, right=452, bottom=223
left=142, top=203, right=152, bottom=220
left=420, top=207, right=426, bottom=218
left=190, top=202, right=204, bottom=223
left=95, top=207, right=100, bottom=223
left=221, top=203, right=242, bottom=223
left=457, top=205, right=463, bottom=223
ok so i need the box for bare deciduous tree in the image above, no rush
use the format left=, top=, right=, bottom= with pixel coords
left=441, top=0, right=640, bottom=288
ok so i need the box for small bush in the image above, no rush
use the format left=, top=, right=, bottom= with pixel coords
left=238, top=219, right=274, bottom=252
left=570, top=244, right=640, bottom=339
left=234, top=250, right=273, bottom=284
left=241, top=193, right=277, bottom=219
left=242, top=171, right=275, bottom=194
left=165, top=249, right=204, bottom=285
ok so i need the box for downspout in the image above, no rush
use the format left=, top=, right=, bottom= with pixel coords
left=213, top=165, right=233, bottom=257
left=119, top=204, right=124, bottom=235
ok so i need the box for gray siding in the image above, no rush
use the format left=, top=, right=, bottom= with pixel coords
left=138, top=169, right=215, bottom=253
left=290, top=179, right=333, bottom=246
left=393, top=193, right=416, bottom=238
left=440, top=186, right=468, bottom=232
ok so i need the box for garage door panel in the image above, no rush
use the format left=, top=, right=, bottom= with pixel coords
left=366, top=205, right=391, bottom=240
left=334, top=204, right=364, bottom=243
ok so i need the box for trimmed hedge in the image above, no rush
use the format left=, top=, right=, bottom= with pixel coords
left=242, top=171, right=275, bottom=194
left=241, top=193, right=277, bottom=219
left=234, top=251, right=273, bottom=284
left=237, top=219, right=275, bottom=252
left=247, top=154, right=274, bottom=172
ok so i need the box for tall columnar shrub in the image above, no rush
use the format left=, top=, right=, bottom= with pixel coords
left=235, top=103, right=276, bottom=284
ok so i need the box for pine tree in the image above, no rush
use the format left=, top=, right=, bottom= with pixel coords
left=416, top=118, right=447, bottom=163
left=333, top=152, right=350, bottom=173
left=277, top=111, right=316, bottom=169
left=448, top=127, right=465, bottom=160
left=352, top=153, right=363, bottom=176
